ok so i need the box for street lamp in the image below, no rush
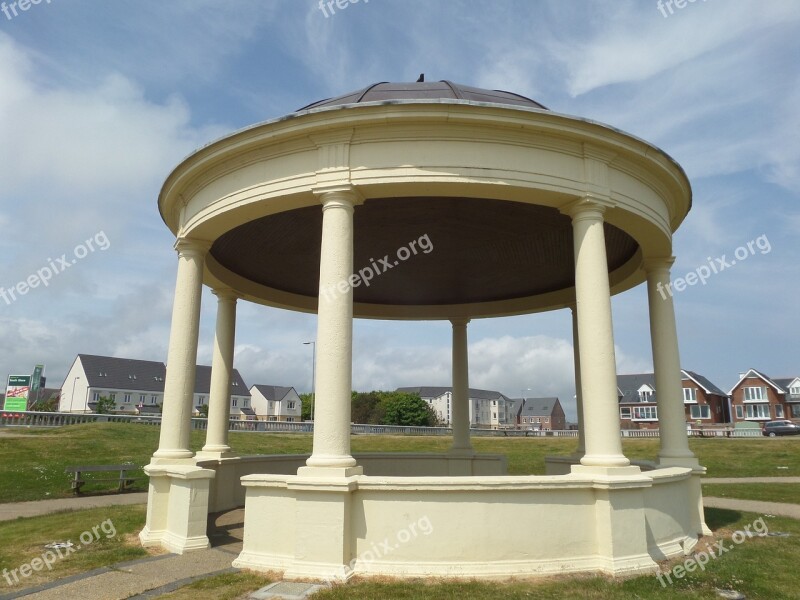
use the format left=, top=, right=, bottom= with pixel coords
left=303, top=341, right=316, bottom=421
left=69, top=376, right=80, bottom=413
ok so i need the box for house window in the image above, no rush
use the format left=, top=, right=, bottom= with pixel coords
left=683, top=388, right=697, bottom=403
left=198, top=396, right=205, bottom=404
left=745, top=404, right=770, bottom=419
left=735, top=405, right=744, bottom=419
left=690, top=405, right=710, bottom=419
left=791, top=405, right=800, bottom=418
left=93, top=392, right=101, bottom=402
left=150, top=395, right=158, bottom=405
left=232, top=398, right=238, bottom=407
left=744, top=387, right=767, bottom=402
left=791, top=386, right=800, bottom=396
left=268, top=416, right=277, bottom=422
left=124, top=394, right=131, bottom=404
left=269, top=401, right=274, bottom=408
left=620, top=407, right=631, bottom=419
left=493, top=413, right=497, bottom=419
left=287, top=417, right=294, bottom=422
left=288, top=401, right=296, bottom=410
left=775, top=405, right=784, bottom=418
left=633, top=406, right=658, bottom=420
left=139, top=394, right=146, bottom=405
left=109, top=393, right=116, bottom=402
left=639, top=390, right=653, bottom=402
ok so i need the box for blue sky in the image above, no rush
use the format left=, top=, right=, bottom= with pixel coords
left=0, top=0, right=798, bottom=419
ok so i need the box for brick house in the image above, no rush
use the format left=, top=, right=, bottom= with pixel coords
left=728, top=369, right=800, bottom=423
left=514, top=397, right=566, bottom=431
left=618, top=370, right=729, bottom=429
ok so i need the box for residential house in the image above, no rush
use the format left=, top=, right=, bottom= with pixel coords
left=250, top=385, right=302, bottom=422
left=396, top=386, right=513, bottom=429
left=193, top=365, right=253, bottom=420
left=58, top=354, right=250, bottom=416
left=617, top=370, right=729, bottom=429
left=728, top=369, right=800, bottom=423
left=514, top=397, right=566, bottom=431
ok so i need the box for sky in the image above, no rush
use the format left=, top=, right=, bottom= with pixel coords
left=0, top=0, right=798, bottom=420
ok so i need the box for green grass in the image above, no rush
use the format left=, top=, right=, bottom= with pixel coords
left=3, top=424, right=800, bottom=502
left=158, top=571, right=275, bottom=600
left=702, top=483, right=800, bottom=504
left=0, top=505, right=148, bottom=589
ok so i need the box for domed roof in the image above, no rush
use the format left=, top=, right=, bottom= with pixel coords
left=298, top=78, right=548, bottom=111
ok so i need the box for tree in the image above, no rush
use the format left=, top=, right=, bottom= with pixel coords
left=352, top=392, right=385, bottom=424
left=30, top=394, right=59, bottom=412
left=94, top=395, right=116, bottom=414
left=300, top=393, right=313, bottom=420
left=380, top=392, right=438, bottom=427
left=197, top=404, right=209, bottom=418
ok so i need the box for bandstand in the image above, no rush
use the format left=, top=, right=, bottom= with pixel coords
left=140, top=80, right=708, bottom=580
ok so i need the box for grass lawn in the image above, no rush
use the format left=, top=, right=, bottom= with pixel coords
left=702, top=483, right=800, bottom=504
left=0, top=505, right=148, bottom=589
left=2, top=423, right=800, bottom=502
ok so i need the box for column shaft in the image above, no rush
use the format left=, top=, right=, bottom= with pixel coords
left=154, top=239, right=208, bottom=462
left=304, top=190, right=359, bottom=471
left=201, top=289, right=238, bottom=456
left=568, top=200, right=629, bottom=468
left=646, top=259, right=697, bottom=465
left=571, top=306, right=586, bottom=458
left=450, top=318, right=473, bottom=454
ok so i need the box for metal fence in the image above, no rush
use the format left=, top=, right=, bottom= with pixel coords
left=0, top=410, right=766, bottom=438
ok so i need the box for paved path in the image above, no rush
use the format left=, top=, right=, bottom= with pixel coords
left=703, top=477, right=800, bottom=484
left=0, top=493, right=148, bottom=522
left=703, top=496, right=800, bottom=519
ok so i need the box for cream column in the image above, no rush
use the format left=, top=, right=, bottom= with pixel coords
left=301, top=188, right=362, bottom=475
left=570, top=306, right=586, bottom=458
left=153, top=238, right=209, bottom=463
left=645, top=258, right=697, bottom=466
left=565, top=198, right=630, bottom=471
left=450, top=318, right=474, bottom=455
left=199, top=289, right=238, bottom=458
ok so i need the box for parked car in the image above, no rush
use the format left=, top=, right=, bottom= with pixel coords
left=762, top=420, right=800, bottom=437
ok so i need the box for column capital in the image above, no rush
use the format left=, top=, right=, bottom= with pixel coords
left=174, top=237, right=212, bottom=258
left=212, top=287, right=239, bottom=302
left=450, top=317, right=471, bottom=327
left=560, top=194, right=615, bottom=220
left=314, top=185, right=364, bottom=210
left=642, top=256, right=676, bottom=273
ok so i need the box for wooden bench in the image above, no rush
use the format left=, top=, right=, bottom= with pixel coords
left=64, top=464, right=144, bottom=494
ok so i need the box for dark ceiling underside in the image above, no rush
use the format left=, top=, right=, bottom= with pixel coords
left=210, top=197, right=639, bottom=306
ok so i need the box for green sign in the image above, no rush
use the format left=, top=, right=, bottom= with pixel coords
left=4, top=375, right=31, bottom=411
left=29, top=364, right=44, bottom=406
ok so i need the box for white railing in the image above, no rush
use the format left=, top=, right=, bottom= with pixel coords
left=0, top=411, right=766, bottom=438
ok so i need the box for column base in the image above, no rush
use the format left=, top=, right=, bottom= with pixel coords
left=139, top=464, right=215, bottom=554
left=657, top=455, right=700, bottom=469
left=195, top=449, right=237, bottom=461
left=571, top=464, right=643, bottom=477
left=297, top=465, right=364, bottom=478
left=151, top=449, right=195, bottom=463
